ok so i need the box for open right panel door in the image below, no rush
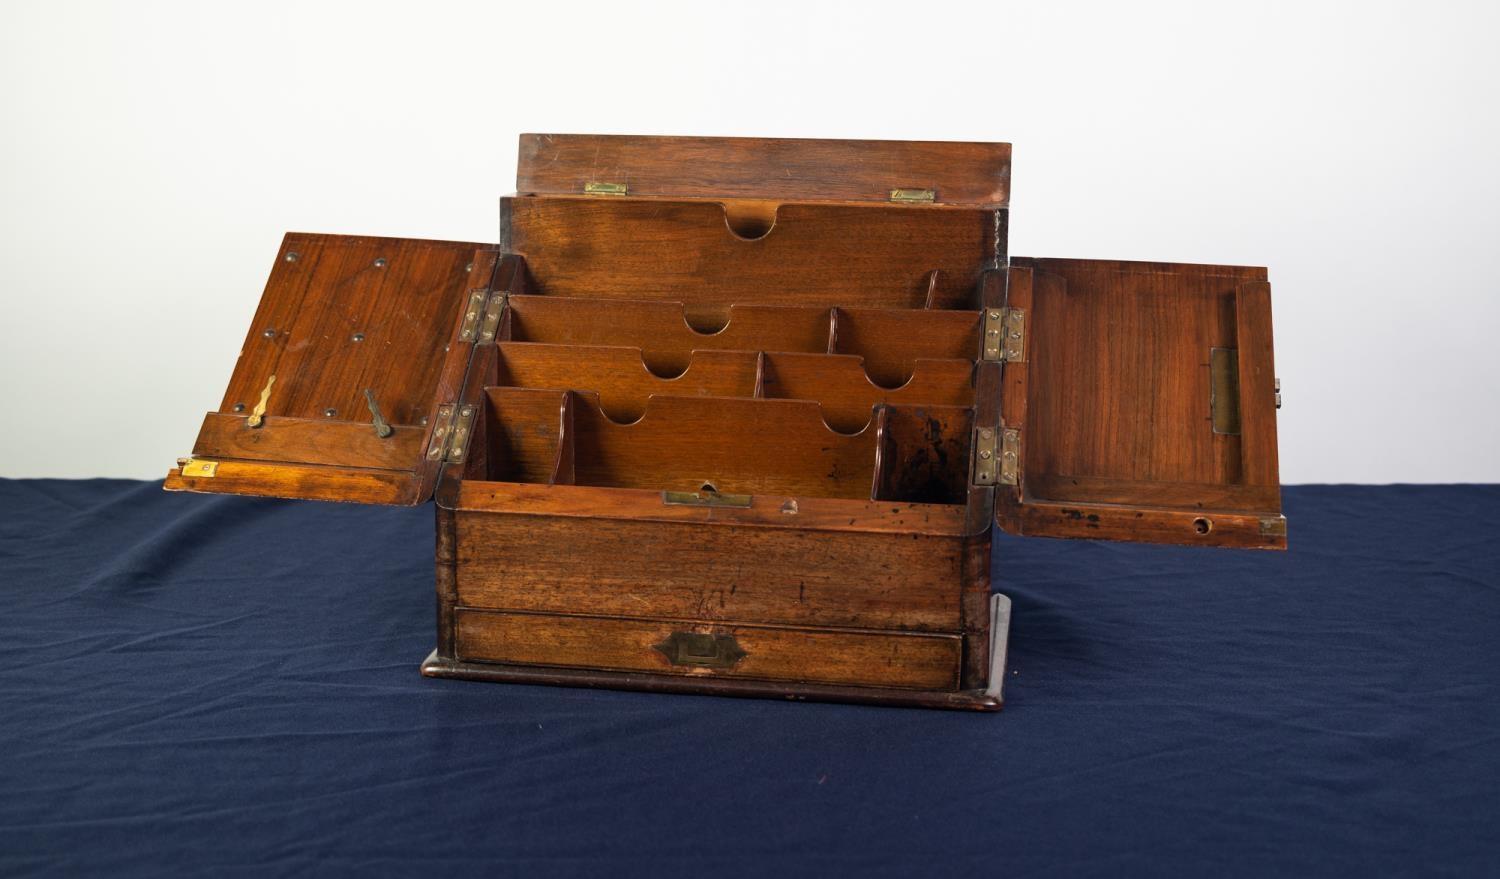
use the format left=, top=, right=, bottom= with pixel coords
left=996, top=258, right=1285, bottom=549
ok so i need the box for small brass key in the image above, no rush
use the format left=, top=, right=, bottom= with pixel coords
left=246, top=375, right=275, bottom=428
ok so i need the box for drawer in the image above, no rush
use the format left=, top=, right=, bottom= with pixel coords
left=454, top=609, right=962, bottom=691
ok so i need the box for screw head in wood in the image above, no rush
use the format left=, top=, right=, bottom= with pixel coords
left=262, top=329, right=276, bottom=338
left=373, top=258, right=387, bottom=268
left=351, top=333, right=364, bottom=342
left=324, top=408, right=337, bottom=417
left=285, top=251, right=299, bottom=262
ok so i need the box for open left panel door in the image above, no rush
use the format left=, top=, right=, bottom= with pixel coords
left=995, top=258, right=1285, bottom=548
left=165, top=233, right=508, bottom=505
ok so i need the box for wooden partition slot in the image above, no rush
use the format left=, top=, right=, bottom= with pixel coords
left=870, top=405, right=974, bottom=505
left=568, top=395, right=877, bottom=499
left=482, top=387, right=566, bottom=484
left=506, top=197, right=997, bottom=311
left=496, top=342, right=759, bottom=422
left=506, top=295, right=980, bottom=382
left=759, top=353, right=975, bottom=434
left=834, top=308, right=980, bottom=387
left=477, top=389, right=973, bottom=504
left=506, top=295, right=828, bottom=375
left=496, top=344, right=976, bottom=433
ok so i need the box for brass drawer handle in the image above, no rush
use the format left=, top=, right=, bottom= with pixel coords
left=653, top=632, right=747, bottom=669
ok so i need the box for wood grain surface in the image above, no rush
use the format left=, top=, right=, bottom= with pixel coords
left=506, top=197, right=996, bottom=311
left=455, top=609, right=962, bottom=690
left=1001, top=258, right=1283, bottom=535
left=517, top=133, right=1011, bottom=206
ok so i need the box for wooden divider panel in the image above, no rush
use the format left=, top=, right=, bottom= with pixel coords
left=505, top=198, right=995, bottom=311
left=496, top=343, right=759, bottom=421
left=833, top=308, right=981, bottom=387
left=506, top=296, right=829, bottom=375
left=568, top=395, right=878, bottom=498
left=505, top=295, right=979, bottom=384
left=477, top=388, right=974, bottom=503
left=759, top=354, right=976, bottom=434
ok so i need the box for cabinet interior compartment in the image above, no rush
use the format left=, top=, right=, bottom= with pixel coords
left=466, top=386, right=973, bottom=505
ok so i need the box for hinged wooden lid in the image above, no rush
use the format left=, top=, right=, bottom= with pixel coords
left=165, top=233, right=505, bottom=505
left=516, top=134, right=1011, bottom=206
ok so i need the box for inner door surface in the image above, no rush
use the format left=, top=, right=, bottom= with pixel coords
left=164, top=232, right=498, bottom=505
left=997, top=257, right=1284, bottom=549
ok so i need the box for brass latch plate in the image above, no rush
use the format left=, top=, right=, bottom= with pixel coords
left=584, top=181, right=628, bottom=196
left=982, top=308, right=1025, bottom=362
left=662, top=489, right=752, bottom=508
left=1210, top=348, right=1242, bottom=435
left=890, top=188, right=936, bottom=203
left=180, top=458, right=218, bottom=478
left=653, top=631, right=747, bottom=669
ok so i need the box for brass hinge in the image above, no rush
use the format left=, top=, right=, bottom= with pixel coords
left=478, top=292, right=507, bottom=344
left=584, top=181, right=628, bottom=196
left=457, top=289, right=487, bottom=342
left=972, top=427, right=998, bottom=485
left=999, top=428, right=1020, bottom=485
left=972, top=427, right=1021, bottom=486
left=890, top=188, right=936, bottom=203
left=982, top=307, right=1025, bottom=362
left=425, top=403, right=477, bottom=464
left=458, top=289, right=508, bottom=344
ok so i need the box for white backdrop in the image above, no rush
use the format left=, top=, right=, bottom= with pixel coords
left=2, top=0, right=1496, bottom=482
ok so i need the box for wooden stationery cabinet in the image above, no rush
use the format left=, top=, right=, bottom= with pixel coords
left=165, top=134, right=1285, bottom=710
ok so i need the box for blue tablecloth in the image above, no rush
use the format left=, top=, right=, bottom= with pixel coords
left=1, top=480, right=1496, bottom=876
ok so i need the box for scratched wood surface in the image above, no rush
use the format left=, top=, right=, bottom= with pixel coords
left=219, top=233, right=484, bottom=427
left=451, top=509, right=968, bottom=631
